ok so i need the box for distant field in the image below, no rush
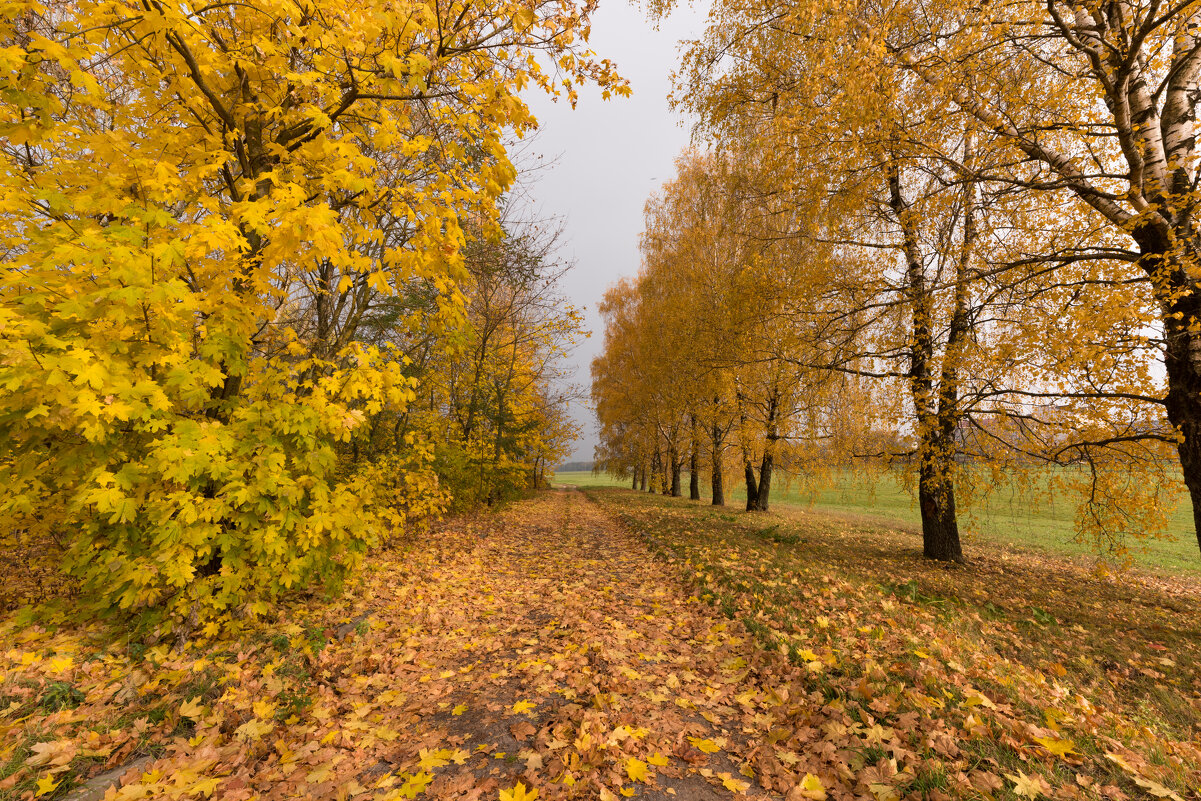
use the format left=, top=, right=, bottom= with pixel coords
left=557, top=468, right=1201, bottom=576
left=553, top=470, right=632, bottom=489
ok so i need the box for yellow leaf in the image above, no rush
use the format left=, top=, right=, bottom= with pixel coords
left=35, top=775, right=60, bottom=797
left=192, top=776, right=220, bottom=796
left=511, top=700, right=536, bottom=715
left=789, top=773, right=826, bottom=801
left=179, top=697, right=205, bottom=720
left=1004, top=770, right=1048, bottom=799
left=452, top=703, right=467, bottom=715
left=235, top=718, right=274, bottom=741
left=500, top=781, right=539, bottom=801
left=626, top=758, right=649, bottom=783
left=689, top=737, right=720, bottom=754
left=1132, top=776, right=1184, bottom=801
left=963, top=691, right=996, bottom=710
left=868, top=783, right=899, bottom=801
left=1033, top=736, right=1077, bottom=758
left=720, top=772, right=749, bottom=792
left=418, top=748, right=451, bottom=770
left=648, top=752, right=669, bottom=767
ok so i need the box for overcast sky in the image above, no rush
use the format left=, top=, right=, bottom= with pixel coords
left=521, top=0, right=709, bottom=463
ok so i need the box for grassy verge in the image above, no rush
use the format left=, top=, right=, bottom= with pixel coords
left=584, top=486, right=1201, bottom=800
left=570, top=467, right=1201, bottom=576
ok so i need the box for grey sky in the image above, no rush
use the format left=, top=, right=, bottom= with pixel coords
left=522, top=1, right=709, bottom=464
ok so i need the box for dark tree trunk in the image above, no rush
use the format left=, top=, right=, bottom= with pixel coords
left=754, top=451, right=773, bottom=511
left=632, top=468, right=639, bottom=490
left=918, top=454, right=963, bottom=561
left=670, top=446, right=682, bottom=497
left=710, top=423, right=725, bottom=505
left=649, top=452, right=660, bottom=494
left=640, top=463, right=648, bottom=492
left=750, top=391, right=780, bottom=512
left=1145, top=232, right=1201, bottom=556
left=743, top=461, right=758, bottom=511
left=890, top=160, right=965, bottom=563
left=688, top=415, right=701, bottom=500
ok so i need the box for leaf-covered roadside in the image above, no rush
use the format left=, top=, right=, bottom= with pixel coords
left=4, top=491, right=795, bottom=801
left=588, top=487, right=1201, bottom=800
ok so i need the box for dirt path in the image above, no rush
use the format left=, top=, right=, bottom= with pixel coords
left=56, top=490, right=788, bottom=801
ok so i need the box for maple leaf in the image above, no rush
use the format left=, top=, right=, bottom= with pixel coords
left=500, top=781, right=539, bottom=801
left=1106, top=754, right=1183, bottom=801
left=417, top=748, right=451, bottom=771
left=511, top=700, right=536, bottom=715
left=787, top=774, right=826, bottom=801
left=235, top=718, right=274, bottom=741
left=1004, top=770, right=1049, bottom=799
left=35, top=775, right=60, bottom=797
left=719, top=772, right=749, bottom=792
left=776, top=749, right=800, bottom=766
left=26, top=741, right=68, bottom=768
left=179, top=697, right=206, bottom=720
left=648, top=752, right=670, bottom=767
left=688, top=737, right=720, bottom=753
left=868, top=784, right=899, bottom=801
left=626, top=757, right=650, bottom=783
left=1131, top=776, right=1184, bottom=801
left=452, top=703, right=467, bottom=715
left=1033, top=736, right=1077, bottom=758
left=192, top=777, right=220, bottom=796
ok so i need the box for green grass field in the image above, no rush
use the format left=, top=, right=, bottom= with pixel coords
left=553, top=468, right=1201, bottom=576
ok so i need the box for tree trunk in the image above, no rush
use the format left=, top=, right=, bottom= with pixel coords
left=751, top=390, right=780, bottom=512
left=890, top=159, right=964, bottom=562
left=670, top=446, right=682, bottom=497
left=711, top=430, right=725, bottom=506
left=918, top=453, right=963, bottom=561
left=649, top=452, right=660, bottom=493
left=689, top=415, right=702, bottom=500
left=754, top=451, right=773, bottom=511
left=919, top=137, right=975, bottom=564
left=1150, top=240, right=1201, bottom=555
left=640, top=462, right=648, bottom=492
left=743, top=461, right=759, bottom=511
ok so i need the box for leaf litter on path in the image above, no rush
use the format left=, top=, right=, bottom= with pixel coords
left=2, top=490, right=789, bottom=800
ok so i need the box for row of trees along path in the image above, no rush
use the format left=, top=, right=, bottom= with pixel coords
left=594, top=0, right=1201, bottom=566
